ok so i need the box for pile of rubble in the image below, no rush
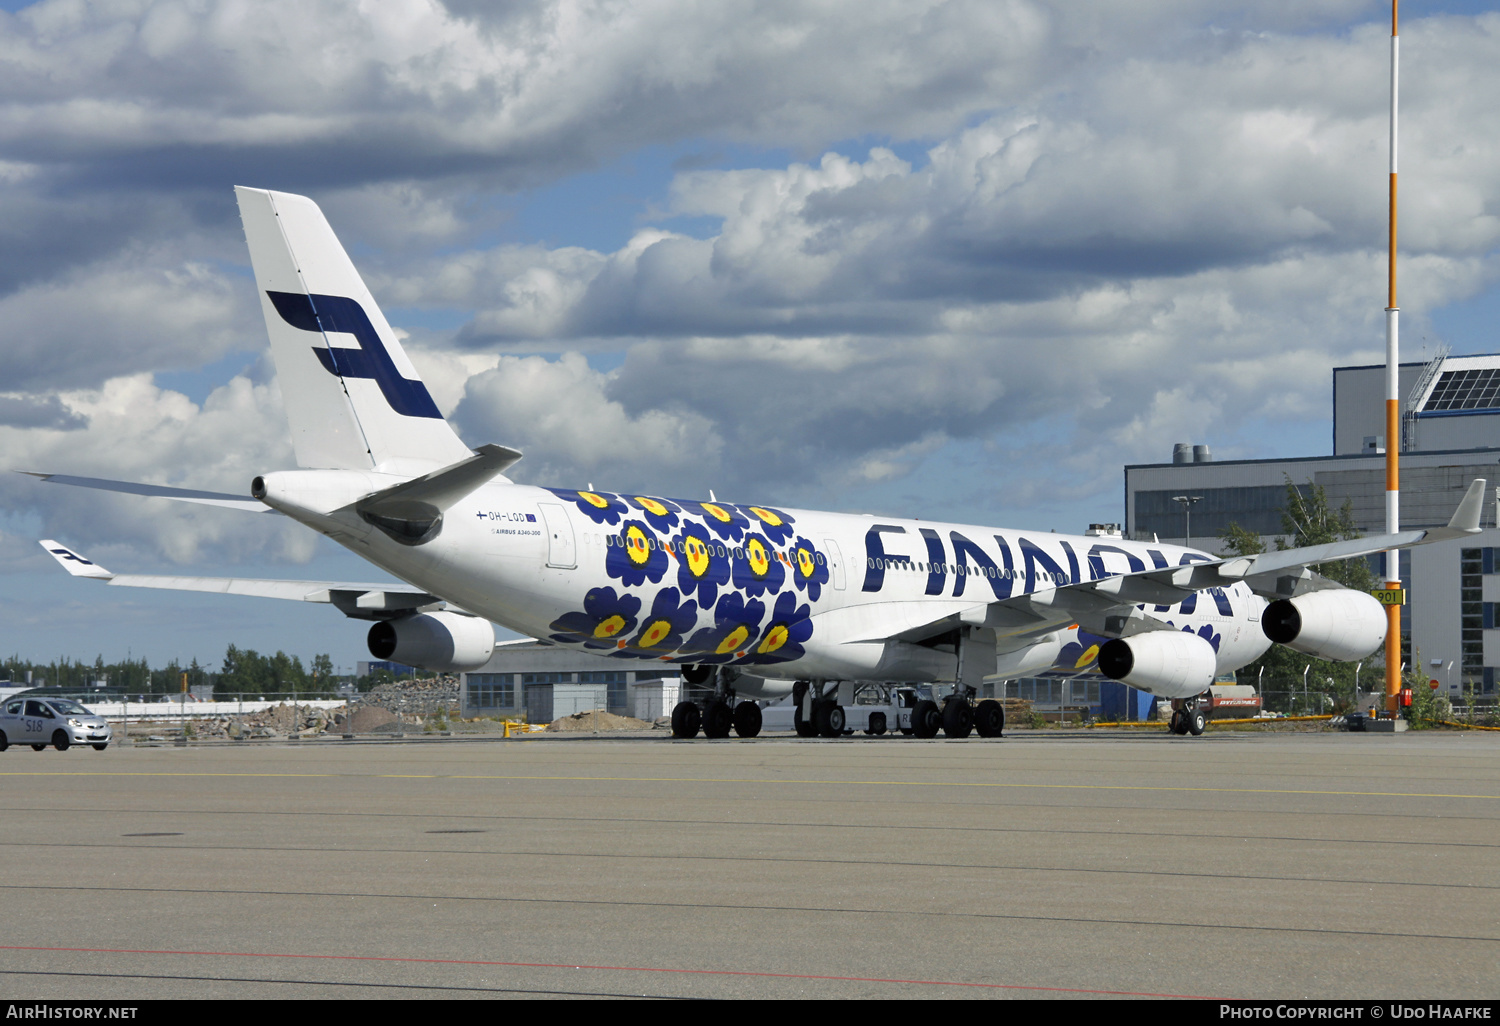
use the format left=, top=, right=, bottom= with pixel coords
left=164, top=701, right=444, bottom=739
left=365, top=676, right=459, bottom=702
left=545, top=709, right=655, bottom=732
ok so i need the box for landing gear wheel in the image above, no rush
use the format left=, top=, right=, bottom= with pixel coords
left=670, top=701, right=702, bottom=739
left=974, top=699, right=1005, bottom=738
left=815, top=701, right=846, bottom=739
left=703, top=701, right=733, bottom=739
left=941, top=699, right=974, bottom=739
left=793, top=700, right=817, bottom=737
left=732, top=701, right=762, bottom=738
left=1187, top=709, right=1207, bottom=736
left=912, top=700, right=942, bottom=739
left=1168, top=710, right=1186, bottom=735
left=92, top=743, right=108, bottom=751
left=866, top=712, right=887, bottom=736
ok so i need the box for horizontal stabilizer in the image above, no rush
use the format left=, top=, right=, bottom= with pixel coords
left=21, top=472, right=275, bottom=513
left=355, top=443, right=523, bottom=521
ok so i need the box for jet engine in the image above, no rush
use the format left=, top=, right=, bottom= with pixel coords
left=1097, top=630, right=1217, bottom=699
left=1261, top=589, right=1387, bottom=662
left=367, top=611, right=496, bottom=672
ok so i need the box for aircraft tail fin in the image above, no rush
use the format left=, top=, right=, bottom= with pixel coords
left=234, top=187, right=474, bottom=476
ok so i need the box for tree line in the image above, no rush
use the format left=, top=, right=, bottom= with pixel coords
left=1, top=646, right=351, bottom=697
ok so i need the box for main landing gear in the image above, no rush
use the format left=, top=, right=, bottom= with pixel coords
left=670, top=665, right=762, bottom=739
left=1168, top=694, right=1208, bottom=736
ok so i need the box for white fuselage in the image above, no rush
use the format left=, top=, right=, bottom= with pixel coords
left=275, top=479, right=1274, bottom=695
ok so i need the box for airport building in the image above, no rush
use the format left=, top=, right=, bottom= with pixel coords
left=1124, top=351, right=1500, bottom=697
left=458, top=639, right=680, bottom=722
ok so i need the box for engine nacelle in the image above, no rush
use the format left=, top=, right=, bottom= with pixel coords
left=1097, top=630, right=1217, bottom=699
left=367, top=612, right=496, bottom=673
left=1262, top=589, right=1387, bottom=662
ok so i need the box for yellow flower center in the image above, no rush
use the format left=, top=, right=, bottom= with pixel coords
left=796, top=549, right=814, bottom=577
left=750, top=506, right=782, bottom=527
left=758, top=624, right=789, bottom=654
left=625, top=525, right=650, bottom=565
left=581, top=491, right=609, bottom=509
left=638, top=497, right=668, bottom=516
left=747, top=538, right=769, bottom=576
left=715, top=625, right=750, bottom=655
left=702, top=502, right=731, bottom=522
left=685, top=537, right=710, bottom=577
left=639, top=619, right=672, bottom=648
left=594, top=615, right=626, bottom=639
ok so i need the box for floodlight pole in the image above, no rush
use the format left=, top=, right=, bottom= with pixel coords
left=1172, top=495, right=1203, bottom=545
left=1383, top=0, right=1402, bottom=715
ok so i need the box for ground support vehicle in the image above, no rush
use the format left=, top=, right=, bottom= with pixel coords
left=0, top=696, right=112, bottom=751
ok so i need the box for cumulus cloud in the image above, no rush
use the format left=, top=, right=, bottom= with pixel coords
left=0, top=373, right=308, bottom=569
left=5, top=0, right=1500, bottom=589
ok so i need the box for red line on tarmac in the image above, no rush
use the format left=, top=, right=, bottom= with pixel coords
left=0, top=944, right=1213, bottom=999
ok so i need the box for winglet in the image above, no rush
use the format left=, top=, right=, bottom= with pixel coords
left=39, top=540, right=113, bottom=579
left=1422, top=478, right=1488, bottom=542
left=1449, top=478, right=1487, bottom=533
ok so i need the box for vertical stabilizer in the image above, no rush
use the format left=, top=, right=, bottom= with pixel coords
left=235, top=187, right=473, bottom=475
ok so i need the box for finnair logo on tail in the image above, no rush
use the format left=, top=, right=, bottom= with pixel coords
left=268, top=291, right=442, bottom=419
left=49, top=548, right=94, bottom=565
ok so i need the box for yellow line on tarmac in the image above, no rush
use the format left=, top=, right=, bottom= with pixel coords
left=1, top=770, right=1496, bottom=801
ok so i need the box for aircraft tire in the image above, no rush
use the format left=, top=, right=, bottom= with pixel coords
left=974, top=700, right=1005, bottom=738
left=703, top=701, right=733, bottom=739
left=793, top=701, right=817, bottom=737
left=731, top=700, right=762, bottom=738
left=1187, top=709, right=1207, bottom=736
left=941, top=699, right=974, bottom=739
left=815, top=701, right=845, bottom=739
left=670, top=701, right=702, bottom=739
left=912, top=700, right=942, bottom=739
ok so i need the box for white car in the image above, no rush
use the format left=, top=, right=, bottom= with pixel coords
left=0, top=697, right=112, bottom=751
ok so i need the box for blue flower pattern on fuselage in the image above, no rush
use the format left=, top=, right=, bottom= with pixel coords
left=690, top=500, right=750, bottom=542
left=627, top=495, right=682, bottom=533
left=549, top=588, right=642, bottom=651
left=550, top=490, right=824, bottom=667
left=730, top=532, right=785, bottom=598
left=787, top=535, right=829, bottom=602
left=743, top=590, right=813, bottom=666
left=619, top=587, right=699, bottom=659
left=548, top=487, right=629, bottom=526
left=682, top=592, right=766, bottom=664
left=738, top=504, right=795, bottom=546
left=606, top=519, right=670, bottom=588
left=670, top=521, right=731, bottom=609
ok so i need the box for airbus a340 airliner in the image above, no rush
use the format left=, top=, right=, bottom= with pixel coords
left=30, top=188, right=1488, bottom=740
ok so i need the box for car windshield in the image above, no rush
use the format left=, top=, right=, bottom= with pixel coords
left=46, top=699, right=91, bottom=715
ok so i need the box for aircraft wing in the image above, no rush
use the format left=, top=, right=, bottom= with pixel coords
left=20, top=472, right=276, bottom=513
left=39, top=540, right=449, bottom=620
left=887, top=477, right=1488, bottom=645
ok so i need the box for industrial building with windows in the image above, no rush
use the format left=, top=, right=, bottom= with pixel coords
left=459, top=638, right=681, bottom=722
left=1125, top=352, right=1500, bottom=697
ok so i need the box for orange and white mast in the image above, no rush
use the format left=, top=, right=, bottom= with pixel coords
left=1384, top=0, right=1402, bottom=712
